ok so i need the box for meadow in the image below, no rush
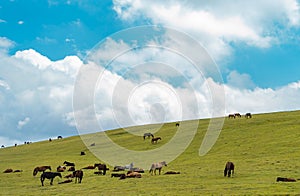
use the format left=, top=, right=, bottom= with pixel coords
left=0, top=110, right=300, bottom=195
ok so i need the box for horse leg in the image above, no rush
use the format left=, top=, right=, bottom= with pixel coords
left=50, top=178, right=54, bottom=185
left=228, top=170, right=231, bottom=177
left=224, top=168, right=227, bottom=177
left=159, top=168, right=161, bottom=175
left=41, top=177, right=44, bottom=186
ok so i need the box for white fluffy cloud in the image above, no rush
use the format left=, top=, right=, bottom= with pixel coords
left=113, top=0, right=300, bottom=62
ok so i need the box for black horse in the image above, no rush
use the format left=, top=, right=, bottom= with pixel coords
left=224, top=162, right=234, bottom=177
left=40, top=172, right=62, bottom=186
left=64, top=161, right=75, bottom=166
left=143, top=133, right=154, bottom=140
left=245, top=113, right=252, bottom=118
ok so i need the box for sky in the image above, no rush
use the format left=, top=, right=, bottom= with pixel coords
left=0, top=0, right=300, bottom=146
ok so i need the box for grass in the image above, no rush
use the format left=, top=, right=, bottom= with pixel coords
left=1, top=110, right=300, bottom=195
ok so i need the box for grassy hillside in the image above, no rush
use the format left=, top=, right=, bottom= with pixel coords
left=1, top=110, right=300, bottom=195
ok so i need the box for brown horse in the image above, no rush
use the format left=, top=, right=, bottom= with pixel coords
left=224, top=162, right=234, bottom=177
left=57, top=166, right=66, bottom=172
left=94, top=163, right=108, bottom=175
left=73, top=170, right=83, bottom=183
left=151, top=137, right=161, bottom=144
left=3, top=168, right=13, bottom=173
left=33, top=166, right=51, bottom=176
left=234, top=113, right=241, bottom=118
left=228, top=114, right=235, bottom=119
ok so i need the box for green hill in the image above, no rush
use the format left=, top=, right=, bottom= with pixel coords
left=1, top=110, right=300, bottom=195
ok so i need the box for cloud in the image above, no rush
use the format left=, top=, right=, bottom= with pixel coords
left=18, top=20, right=24, bottom=25
left=0, top=19, right=6, bottom=23
left=0, top=37, right=15, bottom=54
left=226, top=70, right=255, bottom=89
left=112, top=0, right=300, bottom=63
left=17, top=117, right=30, bottom=129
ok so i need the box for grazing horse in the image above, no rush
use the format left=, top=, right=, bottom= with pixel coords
left=175, top=123, right=180, bottom=127
left=149, top=161, right=167, bottom=175
left=228, top=114, right=235, bottom=119
left=143, top=133, right=154, bottom=140
left=73, top=170, right=83, bottom=183
left=245, top=113, right=252, bottom=118
left=33, top=166, right=51, bottom=176
left=234, top=113, right=241, bottom=118
left=224, top=162, right=234, bottom=177
left=63, top=161, right=75, bottom=166
left=57, top=136, right=63, bottom=139
left=40, top=172, right=62, bottom=186
left=94, top=163, right=108, bottom=175
left=151, top=137, right=161, bottom=144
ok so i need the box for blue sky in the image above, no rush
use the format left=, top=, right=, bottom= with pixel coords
left=1, top=0, right=300, bottom=146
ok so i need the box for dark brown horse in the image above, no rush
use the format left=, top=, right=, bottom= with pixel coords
left=94, top=163, right=108, bottom=175
left=40, top=172, right=61, bottom=186
left=73, top=170, right=83, bottom=183
left=33, top=166, right=51, bottom=176
left=151, top=137, right=161, bottom=144
left=234, top=113, right=241, bottom=118
left=224, top=162, right=234, bottom=177
left=228, top=114, right=235, bottom=119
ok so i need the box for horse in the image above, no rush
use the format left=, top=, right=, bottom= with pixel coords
left=126, top=171, right=142, bottom=178
left=151, top=137, right=161, bottom=144
left=57, top=166, right=66, bottom=172
left=175, top=123, right=180, bottom=127
left=68, top=166, right=75, bottom=171
left=57, top=136, right=63, bottom=139
left=143, top=133, right=154, bottom=140
left=63, top=161, right=75, bottom=166
left=149, top=161, right=167, bottom=175
left=33, top=166, right=51, bottom=176
left=73, top=170, right=83, bottom=183
left=94, top=163, right=108, bottom=175
left=82, top=165, right=95, bottom=169
left=40, top=172, right=62, bottom=186
left=224, top=161, right=234, bottom=177
left=3, top=168, right=13, bottom=173
left=276, top=177, right=296, bottom=182
left=114, top=163, right=134, bottom=171
left=245, top=113, right=252, bottom=118
left=234, top=113, right=241, bottom=118
left=164, top=171, right=180, bottom=175
left=228, top=114, right=235, bottom=119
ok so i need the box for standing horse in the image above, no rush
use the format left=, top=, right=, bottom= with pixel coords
left=143, top=133, right=154, bottom=140
left=94, top=163, right=108, bottom=175
left=151, top=137, right=161, bottom=144
left=234, top=113, right=241, bottom=118
left=40, top=172, right=62, bottom=186
left=228, top=114, right=235, bottom=119
left=149, top=161, right=167, bottom=175
left=224, top=162, right=234, bottom=177
left=33, top=166, right=51, bottom=176
left=73, top=170, right=83, bottom=183
left=245, top=113, right=252, bottom=118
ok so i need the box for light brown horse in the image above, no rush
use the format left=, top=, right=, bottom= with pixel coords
left=33, top=166, right=51, bottom=176
left=149, top=161, right=167, bottom=175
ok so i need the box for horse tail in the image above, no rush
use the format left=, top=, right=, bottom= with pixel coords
left=33, top=168, right=38, bottom=176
